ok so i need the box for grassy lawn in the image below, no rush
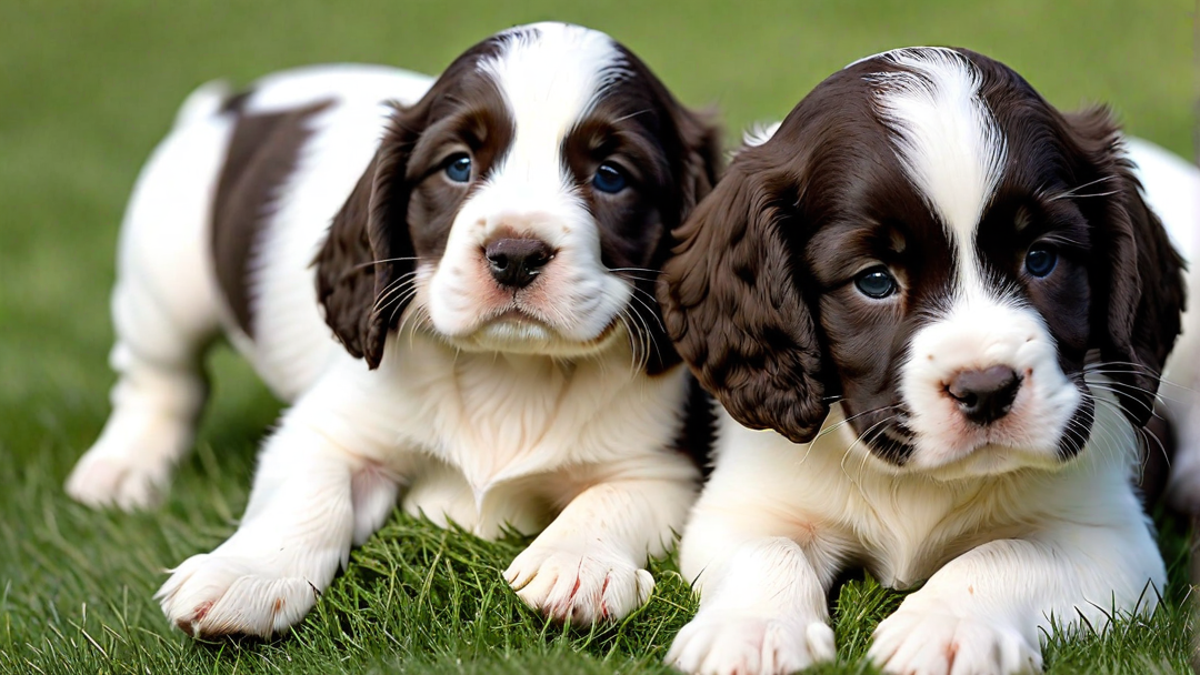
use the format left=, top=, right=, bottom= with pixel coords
left=0, top=1, right=1194, bottom=673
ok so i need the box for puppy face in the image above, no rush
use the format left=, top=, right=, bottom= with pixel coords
left=317, top=23, right=720, bottom=371
left=662, top=47, right=1184, bottom=476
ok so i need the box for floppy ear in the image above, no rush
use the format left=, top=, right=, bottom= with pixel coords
left=659, top=158, right=829, bottom=444
left=634, top=106, right=725, bottom=375
left=1068, top=108, right=1186, bottom=426
left=314, top=112, right=419, bottom=369
left=673, top=106, right=723, bottom=219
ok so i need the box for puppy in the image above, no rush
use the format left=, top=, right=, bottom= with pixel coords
left=660, top=47, right=1185, bottom=675
left=66, top=22, right=721, bottom=637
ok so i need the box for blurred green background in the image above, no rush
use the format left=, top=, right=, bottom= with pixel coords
left=0, top=1, right=1193, bottom=673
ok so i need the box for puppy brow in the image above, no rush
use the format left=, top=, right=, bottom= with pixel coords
left=1013, top=205, right=1031, bottom=232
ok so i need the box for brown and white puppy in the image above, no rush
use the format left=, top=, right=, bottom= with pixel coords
left=66, top=22, right=720, bottom=637
left=661, top=47, right=1185, bottom=675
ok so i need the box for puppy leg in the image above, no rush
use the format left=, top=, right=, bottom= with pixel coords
left=157, top=385, right=401, bottom=638
left=503, top=460, right=697, bottom=624
left=667, top=504, right=838, bottom=675
left=869, top=514, right=1165, bottom=675
left=66, top=338, right=211, bottom=511
left=67, top=115, right=230, bottom=510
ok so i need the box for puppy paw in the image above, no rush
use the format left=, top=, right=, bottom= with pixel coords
left=667, top=611, right=835, bottom=675
left=65, top=449, right=171, bottom=511
left=156, top=553, right=323, bottom=638
left=503, top=546, right=653, bottom=624
left=869, top=610, right=1042, bottom=675
left=66, top=413, right=193, bottom=511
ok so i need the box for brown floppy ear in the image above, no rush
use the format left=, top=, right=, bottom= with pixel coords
left=659, top=156, right=829, bottom=444
left=1069, top=108, right=1186, bottom=426
left=635, top=106, right=725, bottom=375
left=673, top=106, right=723, bottom=218
left=314, top=111, right=418, bottom=369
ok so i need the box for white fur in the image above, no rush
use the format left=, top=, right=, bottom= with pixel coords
left=669, top=50, right=1177, bottom=675
left=869, top=47, right=1007, bottom=268
left=70, top=24, right=699, bottom=639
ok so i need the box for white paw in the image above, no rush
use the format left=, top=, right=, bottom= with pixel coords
left=667, top=611, right=835, bottom=675
left=503, top=546, right=653, bottom=624
left=65, top=448, right=172, bottom=511
left=869, top=610, right=1042, bottom=675
left=66, top=412, right=192, bottom=511
left=156, top=552, right=323, bottom=638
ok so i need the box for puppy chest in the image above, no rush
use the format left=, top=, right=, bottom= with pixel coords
left=390, top=343, right=687, bottom=492
left=847, top=485, right=1026, bottom=589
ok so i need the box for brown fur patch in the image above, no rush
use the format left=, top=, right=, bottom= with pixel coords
left=212, top=97, right=334, bottom=337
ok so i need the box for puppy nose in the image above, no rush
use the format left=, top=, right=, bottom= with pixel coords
left=947, top=366, right=1021, bottom=425
left=484, top=238, right=553, bottom=289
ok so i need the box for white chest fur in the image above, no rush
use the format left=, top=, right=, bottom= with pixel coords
left=307, top=327, right=693, bottom=537
left=703, top=384, right=1140, bottom=588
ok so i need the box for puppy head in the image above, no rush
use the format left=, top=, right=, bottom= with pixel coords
left=316, top=22, right=721, bottom=372
left=661, top=47, right=1184, bottom=476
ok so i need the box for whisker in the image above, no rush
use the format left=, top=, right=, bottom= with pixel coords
left=351, top=256, right=422, bottom=271
left=1043, top=175, right=1117, bottom=202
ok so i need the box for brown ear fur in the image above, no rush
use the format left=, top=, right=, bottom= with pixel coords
left=638, top=105, right=725, bottom=375
left=659, top=158, right=828, bottom=444
left=1069, top=108, right=1187, bottom=426
left=674, top=106, right=723, bottom=219
left=314, top=113, right=418, bottom=369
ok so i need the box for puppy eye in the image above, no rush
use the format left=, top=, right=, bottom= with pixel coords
left=592, top=162, right=628, bottom=194
left=854, top=267, right=898, bottom=299
left=444, top=154, right=472, bottom=183
left=1024, top=245, right=1058, bottom=277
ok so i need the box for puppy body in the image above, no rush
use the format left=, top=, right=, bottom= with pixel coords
left=673, top=398, right=1156, bottom=674
left=69, top=24, right=720, bottom=638
left=663, top=48, right=1184, bottom=675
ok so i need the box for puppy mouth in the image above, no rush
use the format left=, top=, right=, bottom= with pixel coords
left=448, top=306, right=623, bottom=355
left=485, top=308, right=551, bottom=329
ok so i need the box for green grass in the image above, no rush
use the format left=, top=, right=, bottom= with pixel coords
left=0, top=0, right=1194, bottom=673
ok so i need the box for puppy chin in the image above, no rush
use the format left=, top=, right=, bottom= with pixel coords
left=907, top=441, right=1068, bottom=480
left=442, top=315, right=624, bottom=358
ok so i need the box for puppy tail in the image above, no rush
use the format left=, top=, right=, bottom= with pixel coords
left=172, top=79, right=233, bottom=128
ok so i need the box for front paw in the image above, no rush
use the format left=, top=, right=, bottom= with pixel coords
left=667, top=610, right=835, bottom=675
left=869, top=609, right=1042, bottom=675
left=156, top=552, right=323, bottom=638
left=503, top=546, right=653, bottom=624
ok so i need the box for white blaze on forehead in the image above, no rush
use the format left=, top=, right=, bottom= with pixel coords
left=866, top=48, right=1007, bottom=293
left=478, top=23, right=628, bottom=199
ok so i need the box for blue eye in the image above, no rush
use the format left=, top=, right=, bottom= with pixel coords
left=444, top=154, right=471, bottom=183
left=592, top=162, right=627, bottom=193
left=854, top=267, right=898, bottom=299
left=1025, top=246, right=1058, bottom=277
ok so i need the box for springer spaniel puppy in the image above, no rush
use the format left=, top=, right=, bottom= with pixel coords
left=660, top=47, right=1185, bottom=675
left=65, top=22, right=721, bottom=637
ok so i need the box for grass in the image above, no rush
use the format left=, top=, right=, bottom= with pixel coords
left=0, top=0, right=1194, bottom=673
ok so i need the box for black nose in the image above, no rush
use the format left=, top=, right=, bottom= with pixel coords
left=947, top=366, right=1021, bottom=425
left=485, top=238, right=553, bottom=289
